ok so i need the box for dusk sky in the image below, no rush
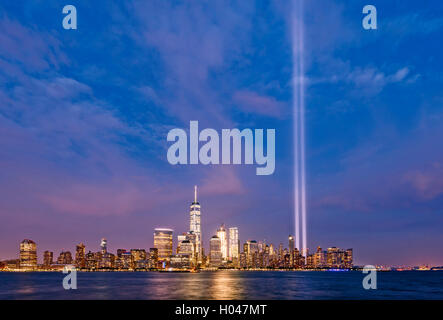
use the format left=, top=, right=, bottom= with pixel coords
left=1, top=1, right=442, bottom=266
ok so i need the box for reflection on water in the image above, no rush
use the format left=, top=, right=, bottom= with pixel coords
left=209, top=271, right=245, bottom=299
left=0, top=271, right=442, bottom=300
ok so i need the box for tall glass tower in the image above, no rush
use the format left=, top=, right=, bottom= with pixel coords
left=217, top=224, right=228, bottom=260
left=229, top=227, right=239, bottom=260
left=189, top=185, right=201, bottom=261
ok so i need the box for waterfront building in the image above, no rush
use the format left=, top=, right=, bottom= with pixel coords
left=178, top=240, right=194, bottom=257
left=149, top=248, right=158, bottom=266
left=57, top=251, right=73, bottom=265
left=100, top=252, right=115, bottom=268
left=19, top=239, right=37, bottom=269
left=129, top=249, right=146, bottom=269
left=43, top=251, right=53, bottom=266
left=327, top=247, right=340, bottom=268
left=189, top=186, right=202, bottom=261
left=117, top=249, right=127, bottom=258
left=209, top=235, right=222, bottom=267
left=345, top=249, right=353, bottom=268
left=217, top=224, right=228, bottom=260
left=177, top=233, right=187, bottom=254
left=245, top=240, right=258, bottom=268
left=75, top=243, right=86, bottom=268
left=306, top=254, right=314, bottom=268
left=154, top=228, right=173, bottom=262
left=170, top=253, right=191, bottom=269
left=101, top=238, right=107, bottom=254
left=229, top=227, right=240, bottom=263
left=313, top=247, right=326, bottom=268
left=120, top=252, right=133, bottom=269
left=85, top=251, right=96, bottom=269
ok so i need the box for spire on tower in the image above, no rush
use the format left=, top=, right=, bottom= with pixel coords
left=194, top=185, right=197, bottom=203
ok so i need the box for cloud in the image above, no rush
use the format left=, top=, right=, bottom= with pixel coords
left=403, top=164, right=443, bottom=201
left=126, top=0, right=255, bottom=126
left=232, top=90, right=286, bottom=118
left=0, top=15, right=68, bottom=71
left=199, top=167, right=246, bottom=197
left=310, top=114, right=443, bottom=214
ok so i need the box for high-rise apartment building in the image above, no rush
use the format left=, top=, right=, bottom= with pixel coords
left=228, top=227, right=240, bottom=260
left=209, top=235, right=222, bottom=267
left=217, top=224, right=227, bottom=260
left=57, top=251, right=73, bottom=265
left=154, top=228, right=173, bottom=261
left=43, top=250, right=53, bottom=266
left=19, top=239, right=37, bottom=269
left=75, top=243, right=86, bottom=268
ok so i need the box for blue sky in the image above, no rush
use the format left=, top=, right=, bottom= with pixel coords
left=0, top=0, right=442, bottom=266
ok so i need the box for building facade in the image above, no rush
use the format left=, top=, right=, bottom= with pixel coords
left=19, top=239, right=37, bottom=269
left=154, top=228, right=173, bottom=262
left=228, top=227, right=240, bottom=261
left=217, top=224, right=228, bottom=260
left=189, top=186, right=202, bottom=261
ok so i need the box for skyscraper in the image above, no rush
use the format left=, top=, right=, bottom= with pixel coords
left=43, top=251, right=53, bottom=266
left=75, top=243, right=86, bottom=268
left=154, top=228, right=173, bottom=262
left=57, top=251, right=73, bottom=264
left=19, top=239, right=37, bottom=269
left=209, top=235, right=222, bottom=267
left=101, top=238, right=107, bottom=254
left=217, top=224, right=227, bottom=260
left=288, top=235, right=295, bottom=266
left=189, top=186, right=202, bottom=261
left=288, top=235, right=295, bottom=252
left=228, top=227, right=240, bottom=260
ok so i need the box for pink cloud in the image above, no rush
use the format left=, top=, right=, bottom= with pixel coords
left=403, top=163, right=443, bottom=201
left=199, top=167, right=245, bottom=196
left=233, top=90, right=285, bottom=118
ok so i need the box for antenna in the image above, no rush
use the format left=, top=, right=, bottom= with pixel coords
left=194, top=185, right=197, bottom=203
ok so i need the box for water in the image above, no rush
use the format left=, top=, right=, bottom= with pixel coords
left=0, top=271, right=441, bottom=300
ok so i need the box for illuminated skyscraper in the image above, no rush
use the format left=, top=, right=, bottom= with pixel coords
left=327, top=247, right=340, bottom=268
left=288, top=235, right=295, bottom=266
left=209, top=235, right=222, bottom=267
left=130, top=249, right=147, bottom=269
left=154, top=228, right=173, bottom=261
left=345, top=248, right=353, bottom=268
left=57, top=251, right=73, bottom=264
left=101, top=238, right=107, bottom=254
left=75, top=243, right=86, bottom=268
left=288, top=235, right=295, bottom=252
left=43, top=251, right=53, bottom=266
left=228, top=227, right=240, bottom=260
left=217, top=224, right=228, bottom=260
left=19, top=239, right=37, bottom=269
left=189, top=186, right=202, bottom=261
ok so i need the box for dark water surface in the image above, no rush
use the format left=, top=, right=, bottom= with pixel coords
left=0, top=271, right=441, bottom=300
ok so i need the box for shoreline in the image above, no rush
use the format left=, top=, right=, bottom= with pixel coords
left=1, top=268, right=440, bottom=273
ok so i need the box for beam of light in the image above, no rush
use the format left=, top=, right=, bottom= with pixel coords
left=292, top=0, right=307, bottom=257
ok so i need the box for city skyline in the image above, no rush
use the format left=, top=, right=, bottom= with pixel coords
left=0, top=185, right=436, bottom=269
left=1, top=186, right=358, bottom=269
left=0, top=183, right=440, bottom=267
